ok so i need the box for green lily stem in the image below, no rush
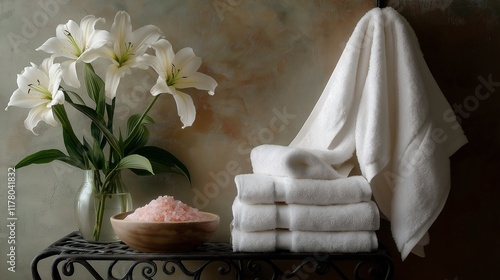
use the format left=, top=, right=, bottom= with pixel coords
left=101, top=168, right=118, bottom=193
left=105, top=98, right=117, bottom=172
left=92, top=169, right=119, bottom=241
left=127, top=95, right=159, bottom=138
left=92, top=186, right=128, bottom=242
left=92, top=191, right=108, bottom=241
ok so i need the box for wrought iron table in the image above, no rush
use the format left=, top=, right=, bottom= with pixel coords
left=32, top=231, right=393, bottom=280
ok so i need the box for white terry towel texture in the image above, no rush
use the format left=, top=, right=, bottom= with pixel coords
left=250, top=144, right=352, bottom=180
left=232, top=198, right=380, bottom=232
left=289, top=7, right=468, bottom=260
left=231, top=229, right=378, bottom=253
left=235, top=173, right=372, bottom=205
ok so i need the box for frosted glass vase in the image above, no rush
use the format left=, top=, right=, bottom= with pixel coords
left=74, top=170, right=133, bottom=243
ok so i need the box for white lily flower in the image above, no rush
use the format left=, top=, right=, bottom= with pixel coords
left=36, top=15, right=109, bottom=88
left=5, top=57, right=65, bottom=135
left=83, top=11, right=162, bottom=100
left=141, top=39, right=217, bottom=128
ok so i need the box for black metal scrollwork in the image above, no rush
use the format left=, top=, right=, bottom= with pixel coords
left=107, top=259, right=158, bottom=280
left=162, top=259, right=239, bottom=279
left=247, top=259, right=283, bottom=279
left=55, top=258, right=104, bottom=280
left=354, top=257, right=394, bottom=280
left=32, top=232, right=394, bottom=280
left=280, top=258, right=352, bottom=280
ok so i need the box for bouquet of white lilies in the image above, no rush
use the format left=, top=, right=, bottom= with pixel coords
left=5, top=11, right=217, bottom=241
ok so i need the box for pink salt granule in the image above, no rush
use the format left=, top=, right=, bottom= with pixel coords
left=125, top=195, right=208, bottom=222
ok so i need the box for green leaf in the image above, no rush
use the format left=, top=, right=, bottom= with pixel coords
left=82, top=137, right=105, bottom=170
left=62, top=128, right=84, bottom=162
left=15, top=149, right=84, bottom=169
left=84, top=63, right=105, bottom=114
left=116, top=154, right=154, bottom=174
left=64, top=89, right=86, bottom=105
left=102, top=99, right=116, bottom=149
left=131, top=146, right=191, bottom=183
left=85, top=63, right=106, bottom=146
left=65, top=101, right=123, bottom=157
left=91, top=122, right=102, bottom=147
left=92, top=138, right=105, bottom=169
left=52, top=104, right=86, bottom=168
left=127, top=114, right=155, bottom=134
left=124, top=114, right=155, bottom=154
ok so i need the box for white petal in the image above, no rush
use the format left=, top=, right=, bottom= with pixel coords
left=48, top=90, right=65, bottom=107
left=54, top=20, right=83, bottom=56
left=39, top=56, right=56, bottom=78
left=24, top=104, right=57, bottom=135
left=60, top=60, right=80, bottom=88
left=80, top=46, right=115, bottom=63
left=173, top=47, right=201, bottom=75
left=7, top=58, right=64, bottom=111
left=6, top=88, right=48, bottom=109
left=131, top=24, right=162, bottom=55
left=47, top=61, right=62, bottom=93
left=36, top=37, right=76, bottom=59
left=80, top=15, right=102, bottom=40
left=171, top=89, right=196, bottom=128
left=174, top=72, right=217, bottom=95
left=149, top=39, right=174, bottom=76
left=111, top=11, right=133, bottom=55
left=55, top=20, right=72, bottom=39
left=138, top=54, right=164, bottom=78
left=17, top=66, right=48, bottom=94
left=150, top=76, right=172, bottom=96
left=65, top=19, right=84, bottom=47
left=105, top=64, right=131, bottom=99
left=86, top=29, right=110, bottom=50
left=125, top=55, right=150, bottom=69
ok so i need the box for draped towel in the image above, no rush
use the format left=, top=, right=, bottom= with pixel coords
left=289, top=7, right=468, bottom=260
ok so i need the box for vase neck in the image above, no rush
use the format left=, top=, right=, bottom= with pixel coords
left=83, top=170, right=96, bottom=182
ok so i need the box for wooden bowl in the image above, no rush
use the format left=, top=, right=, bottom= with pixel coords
left=110, top=211, right=220, bottom=253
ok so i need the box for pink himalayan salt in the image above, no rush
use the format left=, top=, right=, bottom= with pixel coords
left=125, top=195, right=208, bottom=222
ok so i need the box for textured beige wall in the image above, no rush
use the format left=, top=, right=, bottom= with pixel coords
left=0, top=0, right=498, bottom=279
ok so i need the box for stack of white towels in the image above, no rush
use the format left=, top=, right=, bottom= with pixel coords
left=231, top=144, right=380, bottom=253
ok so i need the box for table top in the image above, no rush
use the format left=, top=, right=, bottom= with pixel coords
left=38, top=231, right=391, bottom=260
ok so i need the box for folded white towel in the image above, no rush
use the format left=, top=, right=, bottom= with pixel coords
left=250, top=144, right=352, bottom=180
left=289, top=7, right=468, bottom=260
left=235, top=173, right=372, bottom=205
left=232, top=198, right=379, bottom=232
left=231, top=229, right=378, bottom=253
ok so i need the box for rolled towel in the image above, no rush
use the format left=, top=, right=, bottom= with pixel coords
left=235, top=173, right=372, bottom=205
left=232, top=198, right=380, bottom=232
left=231, top=229, right=378, bottom=253
left=250, top=144, right=351, bottom=180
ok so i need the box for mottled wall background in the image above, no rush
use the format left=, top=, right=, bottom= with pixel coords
left=0, top=0, right=498, bottom=279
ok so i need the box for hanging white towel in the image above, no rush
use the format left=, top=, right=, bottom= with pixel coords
left=289, top=7, right=467, bottom=260
left=235, top=173, right=372, bottom=205
left=250, top=144, right=352, bottom=180
left=232, top=198, right=379, bottom=232
left=231, top=229, right=378, bottom=253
